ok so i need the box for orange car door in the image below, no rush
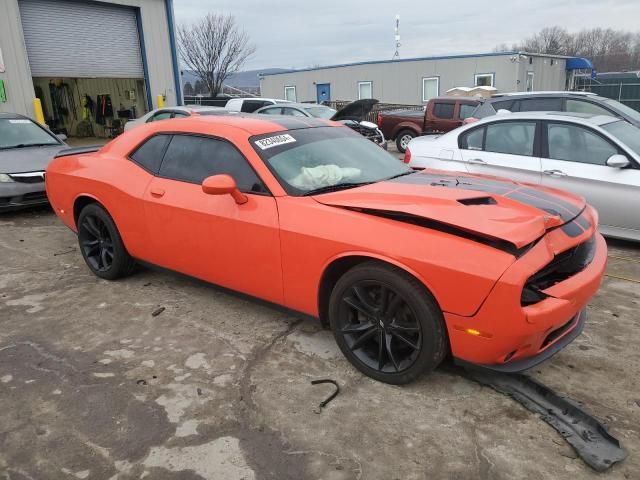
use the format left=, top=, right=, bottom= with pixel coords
left=142, top=134, right=283, bottom=304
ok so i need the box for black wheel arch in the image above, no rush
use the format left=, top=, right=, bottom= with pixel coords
left=318, top=256, right=445, bottom=330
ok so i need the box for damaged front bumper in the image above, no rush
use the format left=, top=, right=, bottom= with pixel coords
left=445, top=224, right=607, bottom=373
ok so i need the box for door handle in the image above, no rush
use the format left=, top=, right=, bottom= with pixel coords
left=543, top=169, right=567, bottom=177
left=468, top=158, right=487, bottom=164
left=150, top=187, right=165, bottom=198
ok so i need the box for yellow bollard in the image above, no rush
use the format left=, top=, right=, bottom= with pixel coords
left=33, top=98, right=45, bottom=125
left=157, top=94, right=165, bottom=108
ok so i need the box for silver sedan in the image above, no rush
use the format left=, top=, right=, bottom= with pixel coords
left=406, top=111, right=640, bottom=241
left=0, top=113, right=67, bottom=211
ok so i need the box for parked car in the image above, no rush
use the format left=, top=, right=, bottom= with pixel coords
left=255, top=102, right=337, bottom=119
left=406, top=111, right=640, bottom=241
left=377, top=97, right=481, bottom=153
left=46, top=114, right=606, bottom=383
left=469, top=91, right=640, bottom=127
left=124, top=105, right=225, bottom=131
left=256, top=99, right=386, bottom=148
left=0, top=113, right=68, bottom=210
left=225, top=97, right=291, bottom=113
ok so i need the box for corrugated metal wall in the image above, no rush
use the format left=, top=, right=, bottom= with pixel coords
left=260, top=55, right=568, bottom=104
left=19, top=0, right=144, bottom=78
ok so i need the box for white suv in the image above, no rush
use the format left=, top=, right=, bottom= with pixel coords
left=224, top=98, right=290, bottom=113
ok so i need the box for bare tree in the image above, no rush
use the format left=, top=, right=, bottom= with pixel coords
left=178, top=14, right=256, bottom=97
left=501, top=26, right=640, bottom=72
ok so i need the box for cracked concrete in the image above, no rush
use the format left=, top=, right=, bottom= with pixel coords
left=1, top=206, right=639, bottom=479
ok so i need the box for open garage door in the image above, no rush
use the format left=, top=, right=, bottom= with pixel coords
left=19, top=0, right=144, bottom=78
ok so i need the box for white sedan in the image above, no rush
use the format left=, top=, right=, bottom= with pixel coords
left=406, top=111, right=640, bottom=241
left=123, top=105, right=225, bottom=131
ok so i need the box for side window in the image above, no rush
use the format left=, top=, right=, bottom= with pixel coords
left=259, top=107, right=282, bottom=115
left=241, top=100, right=270, bottom=113
left=148, top=111, right=172, bottom=123
left=159, top=135, right=267, bottom=193
left=485, top=121, right=536, bottom=156
left=491, top=99, right=515, bottom=111
left=546, top=123, right=617, bottom=165
left=519, top=98, right=563, bottom=112
left=282, top=108, right=306, bottom=117
left=459, top=104, right=477, bottom=120
left=460, top=127, right=484, bottom=150
left=172, top=111, right=190, bottom=118
left=566, top=99, right=612, bottom=116
left=130, top=134, right=172, bottom=174
left=433, top=102, right=454, bottom=119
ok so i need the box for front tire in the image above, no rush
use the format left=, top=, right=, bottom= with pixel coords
left=77, top=203, right=135, bottom=280
left=395, top=130, right=416, bottom=153
left=329, top=262, right=447, bottom=384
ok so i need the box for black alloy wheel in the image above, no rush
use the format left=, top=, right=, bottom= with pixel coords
left=77, top=203, right=135, bottom=280
left=329, top=262, right=447, bottom=384
left=79, top=214, right=114, bottom=272
left=339, top=281, right=421, bottom=373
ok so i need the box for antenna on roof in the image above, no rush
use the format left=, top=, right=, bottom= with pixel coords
left=393, top=14, right=401, bottom=60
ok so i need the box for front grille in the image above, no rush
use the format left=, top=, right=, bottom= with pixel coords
left=9, top=172, right=45, bottom=184
left=521, top=235, right=596, bottom=305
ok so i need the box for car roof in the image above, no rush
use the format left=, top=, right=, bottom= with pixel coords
left=0, top=112, right=30, bottom=120
left=474, top=110, right=620, bottom=126
left=150, top=112, right=337, bottom=136
left=491, top=91, right=597, bottom=99
left=262, top=102, right=333, bottom=110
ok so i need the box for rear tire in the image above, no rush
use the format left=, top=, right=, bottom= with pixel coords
left=395, top=130, right=416, bottom=153
left=329, top=262, right=447, bottom=384
left=77, top=203, right=135, bottom=280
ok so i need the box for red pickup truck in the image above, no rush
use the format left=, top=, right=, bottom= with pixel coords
left=377, top=97, right=481, bottom=152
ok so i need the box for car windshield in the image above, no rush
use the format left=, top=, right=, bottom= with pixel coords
left=602, top=120, right=640, bottom=155
left=602, top=98, right=640, bottom=123
left=251, top=126, right=411, bottom=195
left=0, top=118, right=59, bottom=149
left=303, top=106, right=337, bottom=119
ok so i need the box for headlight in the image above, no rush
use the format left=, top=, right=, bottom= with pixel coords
left=0, top=174, right=14, bottom=183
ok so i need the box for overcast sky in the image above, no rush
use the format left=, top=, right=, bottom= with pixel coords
left=175, top=0, right=640, bottom=71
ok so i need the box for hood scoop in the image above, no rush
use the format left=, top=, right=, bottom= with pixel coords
left=457, top=196, right=497, bottom=206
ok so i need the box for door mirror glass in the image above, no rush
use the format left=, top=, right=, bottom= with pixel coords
left=56, top=133, right=68, bottom=142
left=606, top=154, right=630, bottom=168
left=202, top=174, right=247, bottom=204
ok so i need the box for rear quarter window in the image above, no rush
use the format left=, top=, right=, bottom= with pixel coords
left=129, top=134, right=172, bottom=173
left=433, top=102, right=455, bottom=119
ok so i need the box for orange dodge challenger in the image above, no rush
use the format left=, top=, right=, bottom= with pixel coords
left=45, top=114, right=607, bottom=384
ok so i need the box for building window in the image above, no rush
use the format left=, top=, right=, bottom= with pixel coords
left=526, top=72, right=534, bottom=92
left=358, top=81, right=373, bottom=100
left=284, top=86, right=296, bottom=102
left=474, top=73, right=495, bottom=87
left=422, top=77, right=439, bottom=102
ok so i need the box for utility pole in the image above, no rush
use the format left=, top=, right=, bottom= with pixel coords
left=393, top=14, right=401, bottom=60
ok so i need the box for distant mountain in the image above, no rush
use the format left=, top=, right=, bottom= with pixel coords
left=180, top=68, right=288, bottom=89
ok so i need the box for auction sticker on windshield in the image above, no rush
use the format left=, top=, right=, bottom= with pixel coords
left=254, top=134, right=296, bottom=150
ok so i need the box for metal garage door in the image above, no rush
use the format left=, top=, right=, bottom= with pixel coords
left=19, top=0, right=144, bottom=78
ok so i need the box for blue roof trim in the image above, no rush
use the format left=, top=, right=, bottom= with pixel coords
left=566, top=57, right=594, bottom=70
left=165, top=0, right=183, bottom=105
left=259, top=51, right=523, bottom=77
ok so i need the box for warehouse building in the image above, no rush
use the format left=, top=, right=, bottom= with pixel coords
left=260, top=52, right=593, bottom=104
left=0, top=0, right=181, bottom=137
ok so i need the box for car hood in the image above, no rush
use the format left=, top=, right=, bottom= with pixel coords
left=312, top=170, right=587, bottom=250
left=0, top=144, right=67, bottom=173
left=331, top=99, right=379, bottom=122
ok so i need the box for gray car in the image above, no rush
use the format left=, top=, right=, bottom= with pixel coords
left=0, top=113, right=68, bottom=211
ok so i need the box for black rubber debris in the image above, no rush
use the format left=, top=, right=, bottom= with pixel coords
left=151, top=307, right=165, bottom=317
left=467, top=369, right=627, bottom=472
left=310, top=379, right=339, bottom=414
